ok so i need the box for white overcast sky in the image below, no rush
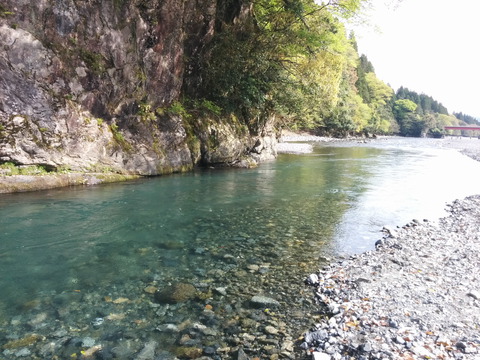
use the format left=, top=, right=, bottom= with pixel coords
left=349, top=0, right=480, bottom=117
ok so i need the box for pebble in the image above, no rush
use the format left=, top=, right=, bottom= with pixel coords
left=264, top=325, right=279, bottom=335
left=312, top=352, right=330, bottom=360
left=214, top=287, right=227, bottom=296
left=14, top=348, right=31, bottom=357
left=135, top=341, right=157, bottom=360
left=82, top=337, right=96, bottom=347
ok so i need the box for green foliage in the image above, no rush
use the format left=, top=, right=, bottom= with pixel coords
left=355, top=54, right=375, bottom=103
left=196, top=99, right=222, bottom=116
left=453, top=112, right=480, bottom=126
left=156, top=101, right=192, bottom=120
left=182, top=0, right=471, bottom=138
left=78, top=48, right=105, bottom=74
left=0, top=162, right=50, bottom=176
left=394, top=99, right=417, bottom=114
left=109, top=124, right=132, bottom=151
left=0, top=4, right=14, bottom=17
left=393, top=99, right=425, bottom=136
left=396, top=87, right=448, bottom=115
left=137, top=103, right=157, bottom=123
left=428, top=127, right=444, bottom=138
left=168, top=101, right=191, bottom=118
left=193, top=0, right=362, bottom=133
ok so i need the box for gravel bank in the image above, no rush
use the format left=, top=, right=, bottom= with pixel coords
left=299, top=136, right=480, bottom=359
left=277, top=131, right=345, bottom=154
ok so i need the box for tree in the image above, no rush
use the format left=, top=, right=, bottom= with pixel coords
left=197, top=0, right=368, bottom=133
left=393, top=99, right=425, bottom=136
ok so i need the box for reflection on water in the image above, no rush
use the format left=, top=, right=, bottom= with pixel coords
left=1, top=141, right=480, bottom=357
left=329, top=145, right=480, bottom=253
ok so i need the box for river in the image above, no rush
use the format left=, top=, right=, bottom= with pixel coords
left=1, top=138, right=480, bottom=358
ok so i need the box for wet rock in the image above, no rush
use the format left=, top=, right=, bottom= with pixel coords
left=144, top=286, right=158, bottom=294
left=91, top=318, right=104, bottom=327
left=305, top=273, right=319, bottom=286
left=234, top=347, right=249, bottom=360
left=111, top=342, right=136, bottom=359
left=214, top=287, right=227, bottom=296
left=264, top=325, right=279, bottom=335
left=156, top=350, right=177, bottom=360
left=14, top=348, right=31, bottom=357
left=250, top=296, right=280, bottom=309
left=2, top=334, right=45, bottom=349
left=135, top=341, right=157, bottom=360
left=155, top=283, right=197, bottom=303
left=82, top=345, right=103, bottom=358
left=247, top=264, right=260, bottom=272
left=174, top=346, right=203, bottom=359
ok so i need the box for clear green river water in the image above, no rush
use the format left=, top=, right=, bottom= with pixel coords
left=1, top=139, right=480, bottom=358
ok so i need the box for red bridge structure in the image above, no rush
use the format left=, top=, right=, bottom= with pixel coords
left=444, top=126, right=480, bottom=131
left=444, top=126, right=480, bottom=138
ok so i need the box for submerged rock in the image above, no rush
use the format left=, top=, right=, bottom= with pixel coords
left=135, top=341, right=157, bottom=360
left=250, top=295, right=280, bottom=308
left=155, top=283, right=197, bottom=303
left=174, top=346, right=203, bottom=359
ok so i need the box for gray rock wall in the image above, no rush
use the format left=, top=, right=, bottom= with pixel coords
left=0, top=0, right=276, bottom=175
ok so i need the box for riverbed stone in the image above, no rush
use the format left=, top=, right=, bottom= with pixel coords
left=174, top=346, right=203, bottom=359
left=264, top=325, right=279, bottom=335
left=250, top=296, right=280, bottom=308
left=135, top=341, right=157, bottom=360
left=155, top=283, right=197, bottom=303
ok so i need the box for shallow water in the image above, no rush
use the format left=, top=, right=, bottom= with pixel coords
left=1, top=139, right=480, bottom=357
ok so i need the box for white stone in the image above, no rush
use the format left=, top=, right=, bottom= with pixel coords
left=312, top=351, right=331, bottom=360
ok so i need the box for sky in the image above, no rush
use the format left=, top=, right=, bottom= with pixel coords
left=349, top=0, right=480, bottom=117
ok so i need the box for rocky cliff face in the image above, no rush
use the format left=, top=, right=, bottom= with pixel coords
left=0, top=0, right=277, bottom=175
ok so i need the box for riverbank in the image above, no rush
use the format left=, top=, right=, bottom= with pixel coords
left=0, top=173, right=141, bottom=193
left=278, top=131, right=480, bottom=158
left=296, top=136, right=480, bottom=359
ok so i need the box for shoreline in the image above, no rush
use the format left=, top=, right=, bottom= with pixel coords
left=2, top=134, right=479, bottom=194
left=0, top=173, right=141, bottom=194
left=291, top=135, right=480, bottom=359
left=302, top=196, right=480, bottom=359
